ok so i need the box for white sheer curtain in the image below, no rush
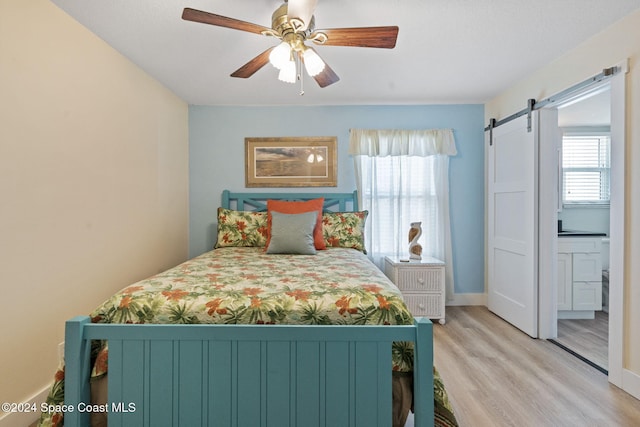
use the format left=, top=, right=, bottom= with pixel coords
left=349, top=129, right=457, bottom=300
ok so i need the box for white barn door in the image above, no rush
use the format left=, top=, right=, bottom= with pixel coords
left=487, top=113, right=538, bottom=338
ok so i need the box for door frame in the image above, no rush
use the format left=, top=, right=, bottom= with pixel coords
left=537, top=59, right=627, bottom=387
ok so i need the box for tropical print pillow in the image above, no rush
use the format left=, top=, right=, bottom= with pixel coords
left=215, top=208, right=268, bottom=248
left=215, top=208, right=369, bottom=252
left=322, top=211, right=368, bottom=253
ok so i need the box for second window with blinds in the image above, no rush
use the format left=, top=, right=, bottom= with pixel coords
left=561, top=132, right=611, bottom=206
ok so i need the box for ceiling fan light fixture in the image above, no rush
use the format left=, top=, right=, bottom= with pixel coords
left=269, top=41, right=292, bottom=70
left=302, top=47, right=325, bottom=77
left=278, top=59, right=297, bottom=83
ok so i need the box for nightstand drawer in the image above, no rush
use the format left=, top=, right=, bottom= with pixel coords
left=403, top=294, right=444, bottom=318
left=396, top=268, right=443, bottom=292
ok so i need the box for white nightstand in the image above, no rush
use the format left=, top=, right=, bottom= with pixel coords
left=384, top=256, right=446, bottom=324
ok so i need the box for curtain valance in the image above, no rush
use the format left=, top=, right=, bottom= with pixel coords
left=349, top=129, right=457, bottom=157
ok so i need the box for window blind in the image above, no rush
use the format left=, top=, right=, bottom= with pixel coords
left=562, top=135, right=611, bottom=204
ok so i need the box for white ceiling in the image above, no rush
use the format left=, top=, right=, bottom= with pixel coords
left=558, top=88, right=611, bottom=127
left=50, top=0, right=640, bottom=106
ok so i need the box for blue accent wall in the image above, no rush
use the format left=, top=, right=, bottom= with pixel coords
left=189, top=104, right=485, bottom=295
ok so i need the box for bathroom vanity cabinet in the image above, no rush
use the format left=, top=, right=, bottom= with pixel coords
left=557, top=236, right=603, bottom=319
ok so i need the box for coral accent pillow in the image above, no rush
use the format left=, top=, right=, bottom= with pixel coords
left=266, top=198, right=326, bottom=250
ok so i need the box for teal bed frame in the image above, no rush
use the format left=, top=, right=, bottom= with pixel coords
left=63, top=191, right=434, bottom=427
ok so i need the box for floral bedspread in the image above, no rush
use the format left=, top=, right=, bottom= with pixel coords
left=91, top=247, right=412, bottom=328
left=38, top=247, right=415, bottom=426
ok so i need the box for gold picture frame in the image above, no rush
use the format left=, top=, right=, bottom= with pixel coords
left=245, top=137, right=337, bottom=187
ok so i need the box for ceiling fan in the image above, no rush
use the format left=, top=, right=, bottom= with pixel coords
left=181, top=0, right=399, bottom=90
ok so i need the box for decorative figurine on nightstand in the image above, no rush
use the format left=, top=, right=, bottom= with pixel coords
left=408, top=221, right=422, bottom=260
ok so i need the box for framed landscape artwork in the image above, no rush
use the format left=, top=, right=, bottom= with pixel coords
left=245, top=137, right=337, bottom=187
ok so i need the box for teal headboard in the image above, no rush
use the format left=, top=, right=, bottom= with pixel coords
left=221, top=190, right=359, bottom=212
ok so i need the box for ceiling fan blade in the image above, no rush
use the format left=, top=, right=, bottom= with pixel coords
left=312, top=26, right=399, bottom=48
left=230, top=47, right=275, bottom=78
left=182, top=8, right=271, bottom=35
left=313, top=64, right=340, bottom=88
left=287, top=0, right=317, bottom=31
left=302, top=48, right=339, bottom=88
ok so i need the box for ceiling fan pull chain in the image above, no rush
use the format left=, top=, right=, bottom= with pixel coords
left=298, top=53, right=305, bottom=95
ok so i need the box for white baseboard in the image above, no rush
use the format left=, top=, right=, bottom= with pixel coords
left=623, top=368, right=640, bottom=400
left=0, top=384, right=50, bottom=427
left=446, top=292, right=487, bottom=306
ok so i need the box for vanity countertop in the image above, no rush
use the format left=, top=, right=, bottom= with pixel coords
left=558, top=230, right=607, bottom=237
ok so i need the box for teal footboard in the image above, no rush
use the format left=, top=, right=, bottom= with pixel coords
left=64, top=317, right=434, bottom=427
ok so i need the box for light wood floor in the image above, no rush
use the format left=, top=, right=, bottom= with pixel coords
left=431, top=306, right=640, bottom=427
left=556, top=311, right=609, bottom=370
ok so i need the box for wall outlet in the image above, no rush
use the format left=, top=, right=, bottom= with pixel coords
left=58, top=341, right=65, bottom=363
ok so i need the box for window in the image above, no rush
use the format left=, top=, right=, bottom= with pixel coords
left=350, top=128, right=457, bottom=299
left=358, top=155, right=440, bottom=262
left=561, top=134, right=610, bottom=205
